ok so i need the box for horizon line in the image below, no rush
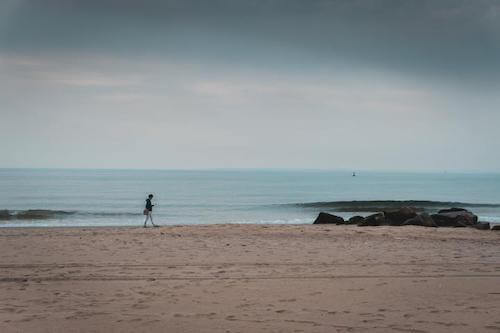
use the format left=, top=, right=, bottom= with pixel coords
left=0, top=167, right=499, bottom=175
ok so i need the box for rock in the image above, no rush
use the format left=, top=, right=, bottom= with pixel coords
left=472, top=222, right=490, bottom=230
left=438, top=207, right=468, bottom=213
left=348, top=216, right=365, bottom=225
left=0, top=210, right=12, bottom=220
left=431, top=208, right=478, bottom=227
left=402, top=213, right=437, bottom=227
left=313, top=212, right=345, bottom=225
left=492, top=225, right=500, bottom=231
left=358, top=213, right=385, bottom=226
left=384, top=207, right=418, bottom=226
left=420, top=213, right=437, bottom=227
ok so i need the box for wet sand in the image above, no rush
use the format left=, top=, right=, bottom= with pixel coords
left=1, top=224, right=500, bottom=332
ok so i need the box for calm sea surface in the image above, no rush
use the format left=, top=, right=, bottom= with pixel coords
left=1, top=169, right=500, bottom=227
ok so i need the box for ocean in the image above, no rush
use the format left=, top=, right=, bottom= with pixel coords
left=1, top=168, right=500, bottom=227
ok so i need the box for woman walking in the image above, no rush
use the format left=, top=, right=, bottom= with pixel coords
left=143, top=194, right=158, bottom=227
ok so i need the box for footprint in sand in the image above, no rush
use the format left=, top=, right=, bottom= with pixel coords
left=484, top=326, right=500, bottom=330
left=129, top=318, right=142, bottom=322
left=317, top=310, right=337, bottom=315
left=362, top=318, right=384, bottom=323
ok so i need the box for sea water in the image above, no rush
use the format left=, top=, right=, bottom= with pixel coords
left=1, top=168, right=500, bottom=227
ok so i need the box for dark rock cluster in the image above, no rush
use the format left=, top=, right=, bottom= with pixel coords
left=313, top=207, right=496, bottom=230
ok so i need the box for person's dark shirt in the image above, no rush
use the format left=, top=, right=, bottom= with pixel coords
left=145, top=198, right=154, bottom=211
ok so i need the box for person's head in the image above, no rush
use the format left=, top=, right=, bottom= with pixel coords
left=148, top=194, right=154, bottom=199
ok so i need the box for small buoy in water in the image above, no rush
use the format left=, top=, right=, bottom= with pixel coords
left=352, top=172, right=356, bottom=177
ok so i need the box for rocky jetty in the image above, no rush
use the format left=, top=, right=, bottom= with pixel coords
left=313, top=207, right=494, bottom=230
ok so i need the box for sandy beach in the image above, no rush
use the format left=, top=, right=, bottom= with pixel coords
left=1, top=224, right=499, bottom=332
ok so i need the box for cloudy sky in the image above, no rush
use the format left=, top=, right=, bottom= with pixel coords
left=1, top=0, right=499, bottom=171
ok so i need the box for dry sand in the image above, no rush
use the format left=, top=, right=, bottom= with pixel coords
left=0, top=224, right=499, bottom=333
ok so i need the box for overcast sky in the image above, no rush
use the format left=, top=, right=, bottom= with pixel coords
left=1, top=0, right=499, bottom=171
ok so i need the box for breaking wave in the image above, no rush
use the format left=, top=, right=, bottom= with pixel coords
left=0, top=209, right=140, bottom=220
left=291, top=200, right=500, bottom=212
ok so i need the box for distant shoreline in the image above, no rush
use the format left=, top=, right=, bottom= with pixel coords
left=1, top=222, right=499, bottom=230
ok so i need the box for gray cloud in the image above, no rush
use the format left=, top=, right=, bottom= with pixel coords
left=1, top=0, right=500, bottom=170
left=1, top=0, right=499, bottom=83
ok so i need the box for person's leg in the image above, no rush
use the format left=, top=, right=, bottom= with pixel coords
left=150, top=212, right=157, bottom=227
left=144, top=212, right=150, bottom=227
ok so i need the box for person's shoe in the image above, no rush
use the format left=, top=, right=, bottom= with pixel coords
left=143, top=224, right=147, bottom=228
left=153, top=224, right=159, bottom=228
